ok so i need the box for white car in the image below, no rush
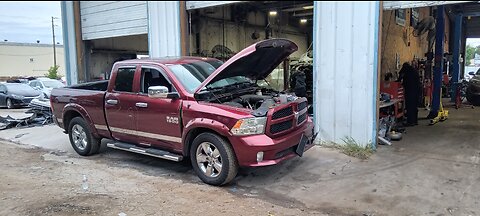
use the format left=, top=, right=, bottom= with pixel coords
left=29, top=78, right=65, bottom=99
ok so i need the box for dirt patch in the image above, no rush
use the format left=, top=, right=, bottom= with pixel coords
left=0, top=140, right=327, bottom=216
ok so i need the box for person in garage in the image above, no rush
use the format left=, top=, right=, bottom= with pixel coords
left=398, top=62, right=420, bottom=126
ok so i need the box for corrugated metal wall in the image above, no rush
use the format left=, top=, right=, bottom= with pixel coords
left=147, top=1, right=181, bottom=57
left=186, top=1, right=243, bottom=10
left=61, top=1, right=78, bottom=85
left=80, top=1, right=148, bottom=40
left=383, top=1, right=472, bottom=10
left=313, top=2, right=380, bottom=147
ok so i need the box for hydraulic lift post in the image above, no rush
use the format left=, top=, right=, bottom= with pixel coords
left=428, top=5, right=448, bottom=124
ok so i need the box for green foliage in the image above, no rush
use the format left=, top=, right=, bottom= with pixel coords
left=46, top=65, right=60, bottom=79
left=475, top=45, right=480, bottom=56
left=466, top=44, right=475, bottom=62
left=339, top=137, right=374, bottom=160
left=321, top=137, right=374, bottom=160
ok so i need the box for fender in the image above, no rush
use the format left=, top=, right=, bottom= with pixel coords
left=182, top=118, right=233, bottom=155
left=62, top=103, right=101, bottom=138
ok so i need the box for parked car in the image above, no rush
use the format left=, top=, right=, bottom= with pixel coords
left=466, top=69, right=480, bottom=105
left=0, top=83, right=41, bottom=109
left=50, top=39, right=316, bottom=186
left=29, top=77, right=65, bottom=99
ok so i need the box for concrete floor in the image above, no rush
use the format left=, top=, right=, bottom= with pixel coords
left=0, top=104, right=479, bottom=215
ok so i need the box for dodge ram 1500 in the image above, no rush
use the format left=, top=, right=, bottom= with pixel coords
left=51, top=39, right=316, bottom=185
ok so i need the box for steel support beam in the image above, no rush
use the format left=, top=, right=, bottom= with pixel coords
left=429, top=6, right=445, bottom=117
left=451, top=13, right=463, bottom=102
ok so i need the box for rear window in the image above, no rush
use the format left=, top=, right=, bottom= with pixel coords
left=114, top=68, right=136, bottom=92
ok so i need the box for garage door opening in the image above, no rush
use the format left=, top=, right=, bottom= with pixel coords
left=186, top=1, right=314, bottom=110
left=378, top=2, right=480, bottom=149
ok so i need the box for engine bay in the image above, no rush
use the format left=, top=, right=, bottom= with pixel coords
left=195, top=82, right=298, bottom=117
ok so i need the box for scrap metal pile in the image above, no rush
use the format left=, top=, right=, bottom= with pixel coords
left=0, top=97, right=52, bottom=130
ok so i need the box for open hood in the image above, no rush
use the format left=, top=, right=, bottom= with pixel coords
left=194, top=39, right=298, bottom=94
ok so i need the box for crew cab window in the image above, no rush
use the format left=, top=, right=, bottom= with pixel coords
left=140, top=67, right=173, bottom=93
left=114, top=68, right=136, bottom=92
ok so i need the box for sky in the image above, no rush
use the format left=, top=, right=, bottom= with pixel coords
left=0, top=1, right=62, bottom=45
left=467, top=38, right=480, bottom=47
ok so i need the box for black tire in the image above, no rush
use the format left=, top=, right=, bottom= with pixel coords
left=190, top=132, right=238, bottom=186
left=6, top=98, right=14, bottom=109
left=68, top=117, right=100, bottom=156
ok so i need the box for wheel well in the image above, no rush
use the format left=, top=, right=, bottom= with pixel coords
left=184, top=127, right=227, bottom=157
left=63, top=110, right=82, bottom=131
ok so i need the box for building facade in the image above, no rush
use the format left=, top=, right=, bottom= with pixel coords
left=61, top=1, right=473, bottom=148
left=0, top=42, right=65, bottom=79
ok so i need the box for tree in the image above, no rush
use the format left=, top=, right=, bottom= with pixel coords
left=466, top=44, right=475, bottom=62
left=475, top=45, right=480, bottom=56
left=46, top=65, right=60, bottom=79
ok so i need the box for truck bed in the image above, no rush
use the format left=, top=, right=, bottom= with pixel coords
left=68, top=80, right=109, bottom=91
left=50, top=81, right=110, bottom=138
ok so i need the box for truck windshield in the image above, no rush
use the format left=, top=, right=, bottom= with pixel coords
left=167, top=60, right=223, bottom=93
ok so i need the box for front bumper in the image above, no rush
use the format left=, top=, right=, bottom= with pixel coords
left=10, top=98, right=34, bottom=107
left=230, top=118, right=315, bottom=167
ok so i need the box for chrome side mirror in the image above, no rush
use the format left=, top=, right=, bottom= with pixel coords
left=148, top=86, right=180, bottom=99
left=148, top=86, right=169, bottom=98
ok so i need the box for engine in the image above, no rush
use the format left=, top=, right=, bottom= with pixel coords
left=221, top=90, right=298, bottom=116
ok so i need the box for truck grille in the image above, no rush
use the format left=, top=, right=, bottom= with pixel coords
left=297, top=112, right=307, bottom=125
left=270, top=120, right=293, bottom=134
left=272, top=106, right=293, bottom=120
left=297, top=101, right=307, bottom=111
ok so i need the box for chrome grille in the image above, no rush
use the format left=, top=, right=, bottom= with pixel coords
left=297, top=101, right=307, bottom=111
left=297, top=112, right=307, bottom=125
left=272, top=106, right=293, bottom=120
left=270, top=120, right=293, bottom=134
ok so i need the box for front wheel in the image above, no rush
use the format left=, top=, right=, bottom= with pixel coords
left=6, top=98, right=14, bottom=109
left=68, top=117, right=100, bottom=156
left=190, top=132, right=238, bottom=186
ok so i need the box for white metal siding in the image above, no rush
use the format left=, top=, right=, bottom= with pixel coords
left=61, top=1, right=78, bottom=85
left=313, top=2, right=380, bottom=147
left=383, top=1, right=473, bottom=10
left=186, top=1, right=243, bottom=10
left=80, top=1, right=147, bottom=40
left=147, top=1, right=181, bottom=57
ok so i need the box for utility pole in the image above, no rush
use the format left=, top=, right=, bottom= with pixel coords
left=51, top=16, right=57, bottom=67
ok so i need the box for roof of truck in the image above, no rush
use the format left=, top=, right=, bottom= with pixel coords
left=118, top=56, right=222, bottom=65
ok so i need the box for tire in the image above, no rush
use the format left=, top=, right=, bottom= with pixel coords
left=68, top=117, right=100, bottom=156
left=6, top=98, right=14, bottom=109
left=190, top=132, right=238, bottom=186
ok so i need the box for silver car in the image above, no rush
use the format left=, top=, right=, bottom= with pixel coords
left=29, top=78, right=65, bottom=99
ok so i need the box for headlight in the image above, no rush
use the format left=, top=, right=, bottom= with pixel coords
left=11, top=94, right=24, bottom=99
left=231, top=117, right=267, bottom=136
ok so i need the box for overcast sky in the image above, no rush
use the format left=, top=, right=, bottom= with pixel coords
left=0, top=1, right=62, bottom=45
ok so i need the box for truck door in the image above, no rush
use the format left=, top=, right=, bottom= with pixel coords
left=135, top=66, right=182, bottom=151
left=105, top=66, right=140, bottom=144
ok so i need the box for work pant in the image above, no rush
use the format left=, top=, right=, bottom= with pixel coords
left=405, top=93, right=418, bottom=124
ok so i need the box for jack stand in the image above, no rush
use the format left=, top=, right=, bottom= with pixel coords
left=429, top=89, right=449, bottom=125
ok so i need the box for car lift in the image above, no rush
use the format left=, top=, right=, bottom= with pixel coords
left=428, top=5, right=449, bottom=125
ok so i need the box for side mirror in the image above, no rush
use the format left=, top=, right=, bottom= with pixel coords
left=468, top=71, right=475, bottom=76
left=148, top=86, right=179, bottom=99
left=0, top=90, right=5, bottom=94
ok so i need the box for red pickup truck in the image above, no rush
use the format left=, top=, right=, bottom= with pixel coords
left=51, top=39, right=316, bottom=186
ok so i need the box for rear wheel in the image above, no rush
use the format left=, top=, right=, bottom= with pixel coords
left=68, top=117, right=100, bottom=156
left=190, top=132, right=238, bottom=186
left=6, top=98, right=13, bottom=109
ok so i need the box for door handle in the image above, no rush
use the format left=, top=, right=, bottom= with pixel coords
left=106, top=99, right=118, bottom=105
left=136, top=102, right=148, bottom=108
